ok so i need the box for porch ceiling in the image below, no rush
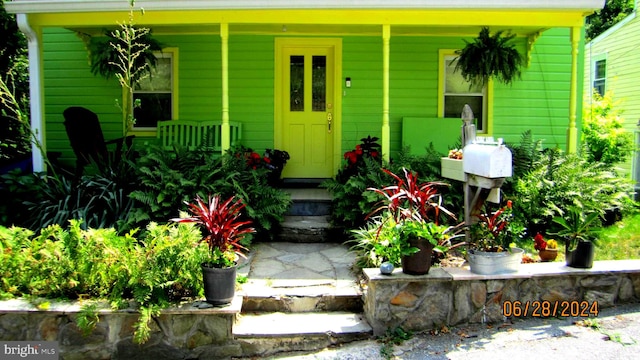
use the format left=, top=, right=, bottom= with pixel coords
left=69, top=23, right=550, bottom=38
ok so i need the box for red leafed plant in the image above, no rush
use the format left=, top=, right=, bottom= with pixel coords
left=172, top=194, right=255, bottom=268
left=472, top=200, right=516, bottom=252
left=368, top=168, right=454, bottom=224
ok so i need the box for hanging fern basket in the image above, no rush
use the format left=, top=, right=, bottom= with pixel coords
left=454, top=27, right=524, bottom=87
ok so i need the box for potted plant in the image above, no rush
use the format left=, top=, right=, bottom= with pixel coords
left=366, top=168, right=458, bottom=275
left=172, top=194, right=255, bottom=305
left=468, top=200, right=525, bottom=275
left=263, top=148, right=290, bottom=187
left=454, top=27, right=524, bottom=87
left=533, top=233, right=558, bottom=262
left=552, top=206, right=601, bottom=269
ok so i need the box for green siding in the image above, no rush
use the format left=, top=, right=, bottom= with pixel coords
left=585, top=12, right=640, bottom=178
left=494, top=28, right=576, bottom=149
left=43, top=28, right=121, bottom=165
left=43, top=28, right=579, bottom=169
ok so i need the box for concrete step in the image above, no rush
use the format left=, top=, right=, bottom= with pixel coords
left=277, top=215, right=343, bottom=243
left=233, top=312, right=373, bottom=357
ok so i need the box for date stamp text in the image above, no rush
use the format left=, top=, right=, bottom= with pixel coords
left=502, top=300, right=599, bottom=318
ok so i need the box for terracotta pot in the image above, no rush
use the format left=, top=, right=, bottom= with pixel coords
left=401, top=237, right=434, bottom=275
left=538, top=248, right=558, bottom=262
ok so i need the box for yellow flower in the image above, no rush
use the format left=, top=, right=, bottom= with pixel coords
left=546, top=239, right=558, bottom=249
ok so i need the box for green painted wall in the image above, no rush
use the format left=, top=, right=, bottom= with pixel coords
left=43, top=27, right=579, bottom=168
left=584, top=11, right=640, bottom=178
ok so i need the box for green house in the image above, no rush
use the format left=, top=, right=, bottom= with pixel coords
left=6, top=0, right=604, bottom=179
left=584, top=0, right=640, bottom=192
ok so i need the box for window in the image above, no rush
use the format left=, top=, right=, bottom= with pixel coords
left=132, top=51, right=176, bottom=129
left=440, top=52, right=488, bottom=133
left=593, top=58, right=606, bottom=95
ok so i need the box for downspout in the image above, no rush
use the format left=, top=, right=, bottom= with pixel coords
left=381, top=24, right=390, bottom=162
left=17, top=14, right=46, bottom=172
left=220, top=23, right=230, bottom=153
left=566, top=26, right=581, bottom=153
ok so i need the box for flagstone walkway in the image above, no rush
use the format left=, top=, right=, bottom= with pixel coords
left=239, top=242, right=361, bottom=298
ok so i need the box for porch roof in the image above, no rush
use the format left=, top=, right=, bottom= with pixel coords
left=5, top=0, right=605, bottom=13
left=6, top=0, right=605, bottom=35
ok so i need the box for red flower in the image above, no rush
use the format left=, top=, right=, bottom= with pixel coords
left=355, top=145, right=363, bottom=155
left=533, top=233, right=547, bottom=251
left=507, top=200, right=512, bottom=209
left=348, top=152, right=358, bottom=164
left=371, top=151, right=379, bottom=158
left=263, top=156, right=271, bottom=163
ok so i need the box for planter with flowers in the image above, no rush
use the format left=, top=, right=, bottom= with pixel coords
left=233, top=146, right=290, bottom=187
left=468, top=200, right=524, bottom=275
left=364, top=168, right=460, bottom=275
left=533, top=233, right=558, bottom=262
left=172, top=194, right=255, bottom=305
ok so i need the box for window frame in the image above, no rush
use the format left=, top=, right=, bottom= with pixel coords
left=592, top=55, right=606, bottom=96
left=128, top=47, right=179, bottom=136
left=438, top=49, right=493, bottom=135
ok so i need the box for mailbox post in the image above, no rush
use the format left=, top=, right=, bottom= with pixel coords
left=461, top=138, right=513, bottom=242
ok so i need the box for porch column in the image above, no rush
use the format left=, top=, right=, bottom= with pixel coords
left=566, top=26, right=580, bottom=153
left=220, top=23, right=230, bottom=152
left=17, top=14, right=46, bottom=172
left=382, top=24, right=391, bottom=162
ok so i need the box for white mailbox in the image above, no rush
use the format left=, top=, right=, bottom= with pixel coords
left=462, top=142, right=512, bottom=179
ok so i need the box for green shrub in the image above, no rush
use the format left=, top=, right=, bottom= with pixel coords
left=129, top=144, right=290, bottom=240
left=324, top=142, right=460, bottom=230
left=512, top=148, right=634, bottom=236
left=582, top=90, right=635, bottom=167
left=0, top=221, right=208, bottom=343
left=0, top=143, right=290, bottom=240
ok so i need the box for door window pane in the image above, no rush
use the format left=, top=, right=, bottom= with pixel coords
left=312, top=56, right=326, bottom=111
left=290, top=55, right=304, bottom=111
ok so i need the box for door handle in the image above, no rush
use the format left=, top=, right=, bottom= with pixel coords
left=327, top=112, right=333, bottom=133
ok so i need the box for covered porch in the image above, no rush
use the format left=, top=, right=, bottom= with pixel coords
left=6, top=0, right=604, bottom=174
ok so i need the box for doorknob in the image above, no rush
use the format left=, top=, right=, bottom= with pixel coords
left=327, top=112, right=333, bottom=133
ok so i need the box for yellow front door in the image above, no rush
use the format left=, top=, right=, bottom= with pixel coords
left=276, top=39, right=340, bottom=179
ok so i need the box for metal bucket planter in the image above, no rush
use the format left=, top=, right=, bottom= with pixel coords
left=468, top=247, right=524, bottom=275
left=202, top=264, right=236, bottom=305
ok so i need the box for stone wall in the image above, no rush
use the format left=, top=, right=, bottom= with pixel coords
left=363, top=260, right=640, bottom=335
left=0, top=297, right=242, bottom=360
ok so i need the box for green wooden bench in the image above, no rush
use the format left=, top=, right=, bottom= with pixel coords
left=156, top=120, right=242, bottom=152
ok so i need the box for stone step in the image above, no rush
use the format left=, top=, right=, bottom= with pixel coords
left=285, top=188, right=332, bottom=216
left=233, top=312, right=373, bottom=357
left=241, top=288, right=363, bottom=313
left=277, top=215, right=342, bottom=243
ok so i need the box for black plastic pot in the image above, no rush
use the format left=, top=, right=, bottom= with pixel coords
left=566, top=241, right=595, bottom=269
left=201, top=264, right=236, bottom=305
left=401, top=238, right=434, bottom=275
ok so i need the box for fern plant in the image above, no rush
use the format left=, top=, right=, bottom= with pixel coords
left=455, top=27, right=523, bottom=87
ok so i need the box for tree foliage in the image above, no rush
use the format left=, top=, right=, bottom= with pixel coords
left=0, top=0, right=29, bottom=117
left=586, top=0, right=635, bottom=40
